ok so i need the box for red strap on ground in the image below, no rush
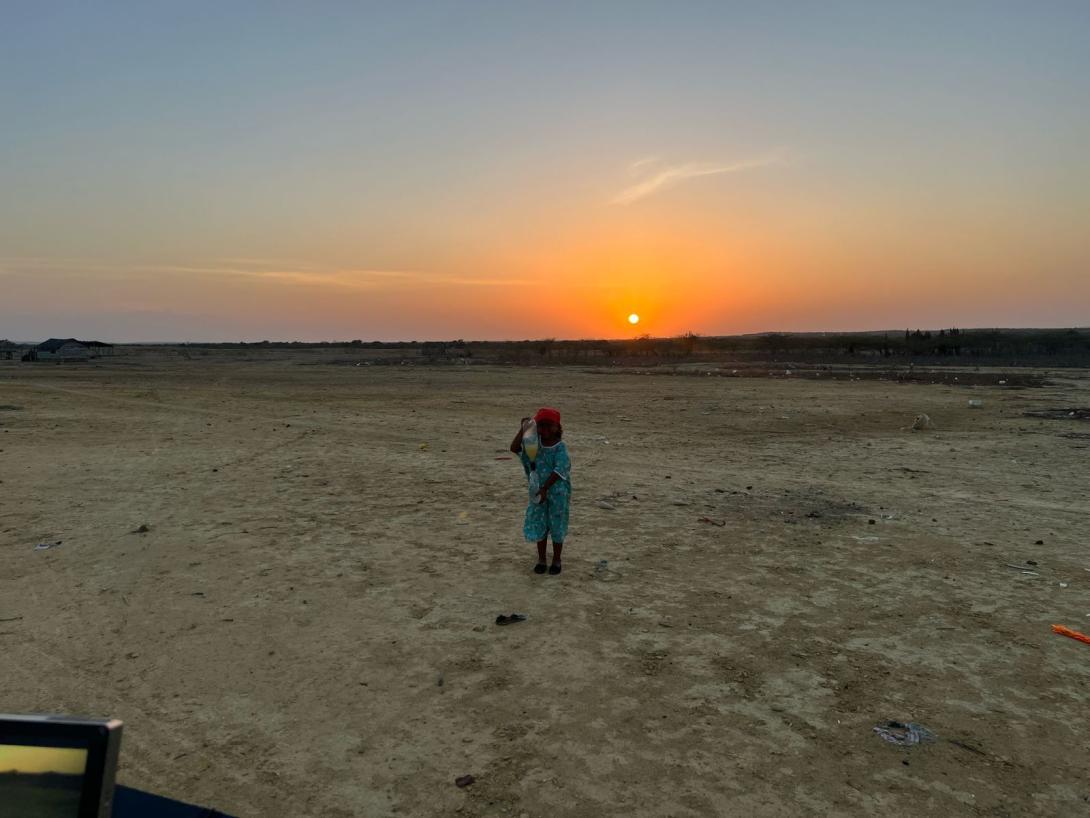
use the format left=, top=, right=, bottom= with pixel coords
left=1052, top=624, right=1090, bottom=645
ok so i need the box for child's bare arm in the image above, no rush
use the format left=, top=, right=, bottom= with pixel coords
left=510, top=417, right=530, bottom=453
left=537, top=470, right=561, bottom=500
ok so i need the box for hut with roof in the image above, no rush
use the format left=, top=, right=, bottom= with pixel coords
left=23, top=338, right=114, bottom=362
left=0, top=340, right=24, bottom=361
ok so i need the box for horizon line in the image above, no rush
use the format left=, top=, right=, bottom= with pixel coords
left=5, top=325, right=1088, bottom=347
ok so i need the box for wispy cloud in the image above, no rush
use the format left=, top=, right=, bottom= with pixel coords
left=611, top=154, right=784, bottom=205
left=0, top=257, right=530, bottom=290
left=629, top=156, right=660, bottom=172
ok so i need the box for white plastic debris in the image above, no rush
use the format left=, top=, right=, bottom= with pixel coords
left=911, top=413, right=933, bottom=431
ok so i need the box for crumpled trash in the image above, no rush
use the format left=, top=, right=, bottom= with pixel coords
left=873, top=721, right=937, bottom=746
left=495, top=613, right=527, bottom=626
left=910, top=413, right=933, bottom=431
left=34, top=541, right=62, bottom=551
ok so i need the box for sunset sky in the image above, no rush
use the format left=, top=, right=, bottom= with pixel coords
left=2, top=2, right=1087, bottom=341
left=0, top=744, right=87, bottom=775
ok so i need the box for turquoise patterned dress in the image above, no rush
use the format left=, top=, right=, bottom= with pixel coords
left=520, top=441, right=571, bottom=543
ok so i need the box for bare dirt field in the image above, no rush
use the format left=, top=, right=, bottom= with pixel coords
left=2, top=353, right=1088, bottom=817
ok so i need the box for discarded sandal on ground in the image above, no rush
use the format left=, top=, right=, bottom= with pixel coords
left=495, top=613, right=527, bottom=626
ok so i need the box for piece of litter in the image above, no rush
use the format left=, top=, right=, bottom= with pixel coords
left=34, top=542, right=62, bottom=551
left=698, top=517, right=726, bottom=527
left=495, top=613, right=527, bottom=626
left=596, top=500, right=616, bottom=510
left=1059, top=582, right=1069, bottom=588
left=910, top=413, right=933, bottom=431
left=1052, top=624, right=1090, bottom=646
left=873, top=721, right=937, bottom=746
left=455, top=775, right=475, bottom=788
left=1004, top=563, right=1039, bottom=575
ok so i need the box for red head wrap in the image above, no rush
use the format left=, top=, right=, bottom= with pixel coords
left=534, top=407, right=561, bottom=425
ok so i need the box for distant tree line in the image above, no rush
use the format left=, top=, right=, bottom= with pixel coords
left=138, top=328, right=1090, bottom=366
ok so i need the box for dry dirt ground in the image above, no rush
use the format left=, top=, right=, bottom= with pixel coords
left=1, top=353, right=1088, bottom=817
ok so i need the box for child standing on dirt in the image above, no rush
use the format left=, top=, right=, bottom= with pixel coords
left=509, top=407, right=571, bottom=575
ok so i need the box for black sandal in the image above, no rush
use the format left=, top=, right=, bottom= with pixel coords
left=548, top=563, right=562, bottom=575
left=533, top=563, right=547, bottom=574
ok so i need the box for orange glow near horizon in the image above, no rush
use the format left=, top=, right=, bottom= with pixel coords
left=0, top=744, right=87, bottom=775
left=4, top=157, right=1089, bottom=342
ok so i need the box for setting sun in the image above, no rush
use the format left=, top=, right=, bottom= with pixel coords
left=628, top=313, right=640, bottom=325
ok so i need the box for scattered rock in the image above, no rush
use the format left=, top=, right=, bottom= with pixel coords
left=455, top=774, right=475, bottom=788
left=131, top=524, right=150, bottom=534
